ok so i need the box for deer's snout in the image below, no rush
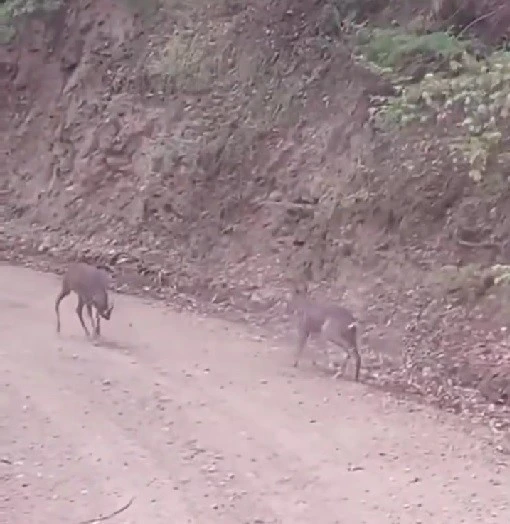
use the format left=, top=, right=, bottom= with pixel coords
left=101, top=304, right=113, bottom=320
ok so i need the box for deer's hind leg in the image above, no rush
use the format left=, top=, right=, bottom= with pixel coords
left=331, top=347, right=351, bottom=379
left=55, top=285, right=70, bottom=334
left=95, top=310, right=101, bottom=337
left=346, top=324, right=361, bottom=382
left=293, top=325, right=309, bottom=368
left=324, top=326, right=352, bottom=380
left=75, top=296, right=91, bottom=338
left=85, top=303, right=99, bottom=337
left=351, top=340, right=361, bottom=382
left=331, top=327, right=361, bottom=382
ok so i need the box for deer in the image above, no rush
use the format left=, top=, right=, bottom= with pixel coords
left=55, top=262, right=114, bottom=338
left=286, top=283, right=361, bottom=381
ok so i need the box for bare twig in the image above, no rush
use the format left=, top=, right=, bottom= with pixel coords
left=456, top=237, right=499, bottom=249
left=458, top=5, right=504, bottom=38
left=79, top=497, right=135, bottom=524
left=455, top=237, right=499, bottom=250
left=454, top=228, right=500, bottom=250
left=262, top=200, right=316, bottom=211
left=440, top=4, right=465, bottom=27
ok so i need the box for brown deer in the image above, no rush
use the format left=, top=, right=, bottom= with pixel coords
left=287, top=284, right=361, bottom=381
left=55, top=262, right=114, bottom=338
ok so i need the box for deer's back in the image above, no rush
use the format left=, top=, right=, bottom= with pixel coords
left=293, top=296, right=355, bottom=333
left=65, top=263, right=109, bottom=298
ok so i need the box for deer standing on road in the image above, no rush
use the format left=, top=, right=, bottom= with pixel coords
left=287, top=284, right=361, bottom=381
left=55, top=262, right=114, bottom=338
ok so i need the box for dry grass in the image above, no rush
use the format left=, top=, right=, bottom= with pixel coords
left=140, top=0, right=309, bottom=189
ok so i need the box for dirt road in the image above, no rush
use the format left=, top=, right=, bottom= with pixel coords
left=1, top=265, right=509, bottom=523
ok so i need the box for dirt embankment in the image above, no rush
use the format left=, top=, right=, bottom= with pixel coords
left=1, top=0, right=510, bottom=429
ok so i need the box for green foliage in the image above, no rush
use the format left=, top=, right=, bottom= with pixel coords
left=0, top=2, right=15, bottom=43
left=357, top=28, right=467, bottom=70
left=0, top=22, right=16, bottom=45
left=0, top=0, right=61, bottom=18
left=0, top=0, right=62, bottom=43
left=358, top=27, right=510, bottom=183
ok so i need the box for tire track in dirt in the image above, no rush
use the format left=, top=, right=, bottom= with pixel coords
left=1, top=379, right=158, bottom=524
left=3, top=308, right=343, bottom=522
left=1, top=345, right=194, bottom=522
